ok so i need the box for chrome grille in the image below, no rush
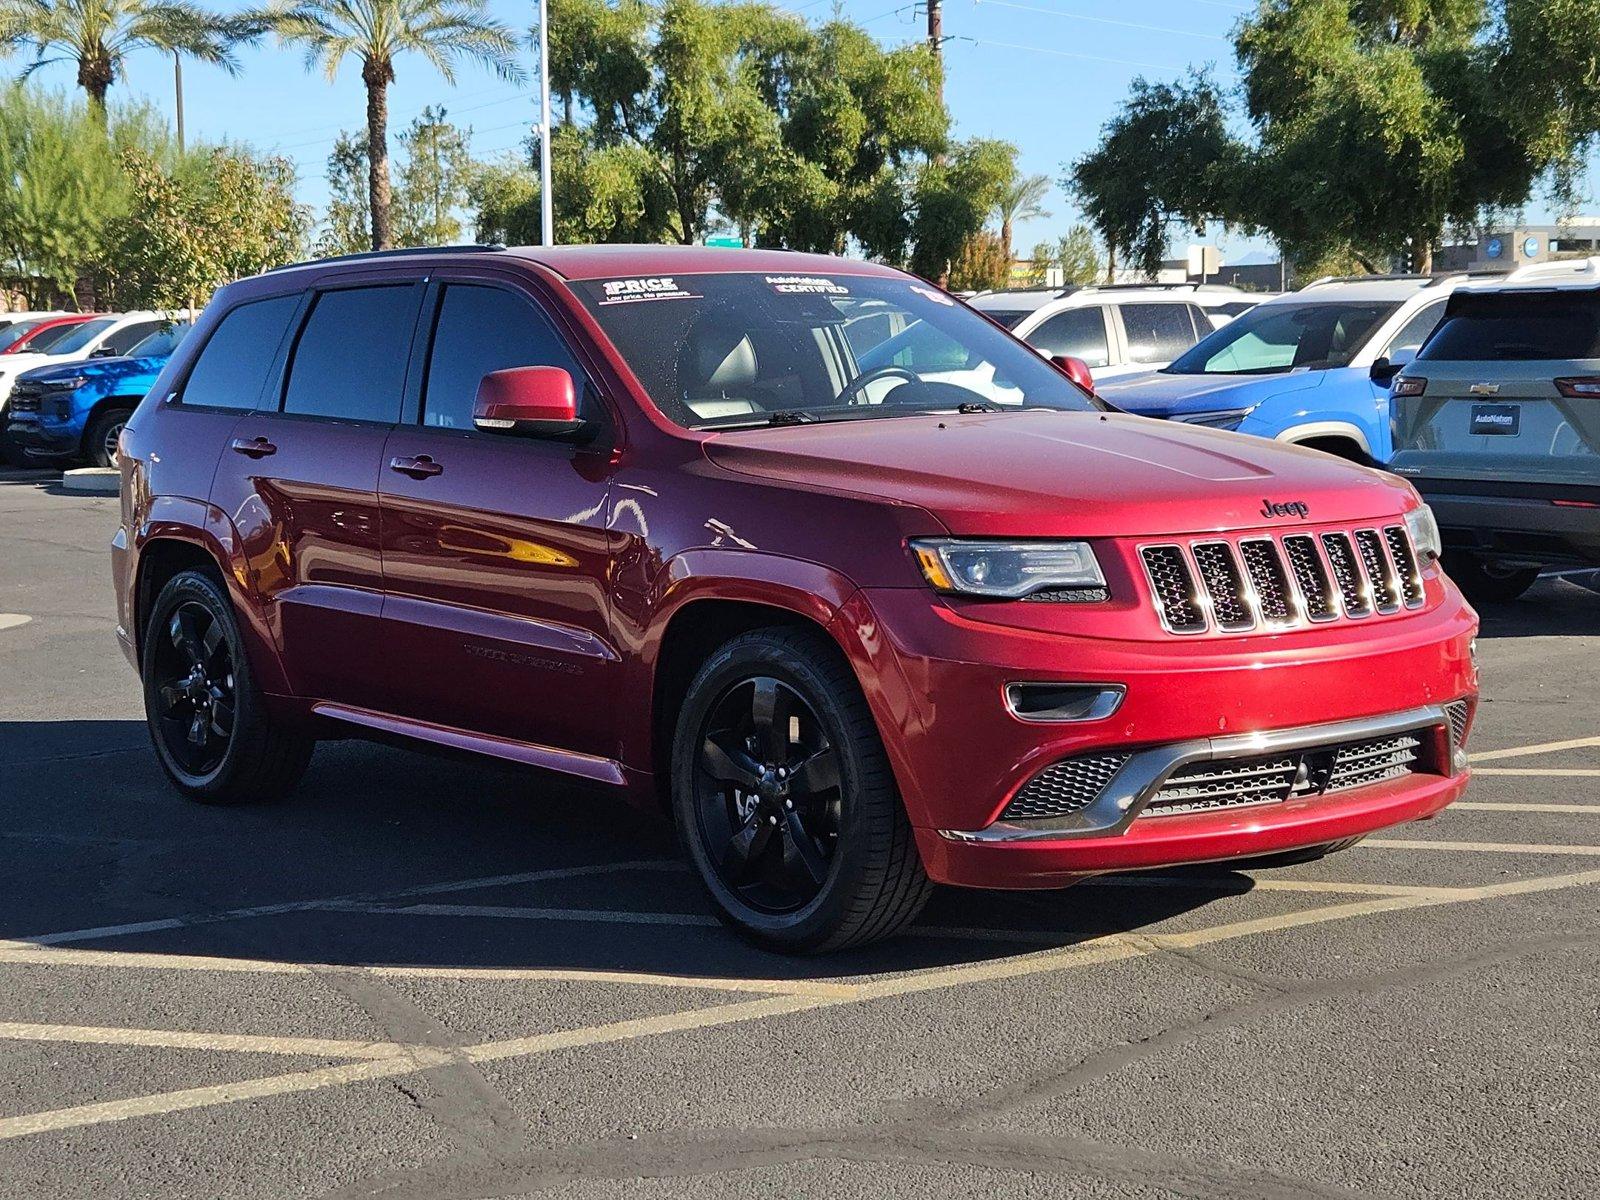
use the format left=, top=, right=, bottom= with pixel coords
left=1445, top=699, right=1471, bottom=749
left=1003, top=752, right=1131, bottom=820
left=8, top=383, right=42, bottom=413
left=1354, top=529, right=1401, bottom=613
left=1141, top=525, right=1427, bottom=635
left=1140, top=545, right=1205, bottom=634
left=1283, top=534, right=1336, bottom=621
left=1192, top=541, right=1254, bottom=631
left=1384, top=525, right=1425, bottom=608
left=1320, top=533, right=1372, bottom=617
left=1144, top=730, right=1426, bottom=818
left=1239, top=538, right=1295, bottom=626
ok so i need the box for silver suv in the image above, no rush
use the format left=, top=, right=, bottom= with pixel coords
left=1389, top=258, right=1600, bottom=601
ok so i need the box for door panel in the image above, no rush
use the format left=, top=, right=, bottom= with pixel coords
left=376, top=280, right=619, bottom=759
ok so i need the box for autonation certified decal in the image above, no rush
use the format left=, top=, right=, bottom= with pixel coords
left=765, top=275, right=851, bottom=295
left=599, top=277, right=701, bottom=305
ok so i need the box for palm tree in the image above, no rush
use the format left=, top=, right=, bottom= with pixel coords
left=0, top=0, right=247, bottom=118
left=997, top=173, right=1051, bottom=261
left=264, top=0, right=524, bottom=251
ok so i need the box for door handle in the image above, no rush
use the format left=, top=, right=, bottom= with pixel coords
left=389, top=454, right=443, bottom=479
left=230, top=436, right=277, bottom=458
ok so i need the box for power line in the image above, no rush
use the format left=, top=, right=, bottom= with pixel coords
left=950, top=34, right=1202, bottom=73
left=974, top=0, right=1229, bottom=42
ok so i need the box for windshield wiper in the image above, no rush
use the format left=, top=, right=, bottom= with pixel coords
left=764, top=409, right=818, bottom=426
left=956, top=402, right=999, bottom=413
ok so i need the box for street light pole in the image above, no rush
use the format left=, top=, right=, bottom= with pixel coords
left=536, top=0, right=554, bottom=246
left=174, top=52, right=185, bottom=154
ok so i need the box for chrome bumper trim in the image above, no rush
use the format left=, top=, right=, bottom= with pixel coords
left=937, top=703, right=1457, bottom=845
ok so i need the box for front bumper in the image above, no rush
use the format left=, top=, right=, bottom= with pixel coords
left=833, top=582, right=1477, bottom=889
left=3, top=414, right=79, bottom=458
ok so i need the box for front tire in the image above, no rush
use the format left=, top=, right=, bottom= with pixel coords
left=85, top=407, right=133, bottom=469
left=142, top=569, right=313, bottom=804
left=1446, top=553, right=1540, bottom=604
left=671, top=627, right=932, bottom=953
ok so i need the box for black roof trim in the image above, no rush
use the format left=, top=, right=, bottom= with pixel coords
left=266, top=244, right=506, bottom=274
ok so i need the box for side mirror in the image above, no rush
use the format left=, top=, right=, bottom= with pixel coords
left=91, top=345, right=120, bottom=358
left=1051, top=354, right=1097, bottom=394
left=1370, top=347, right=1416, bottom=386
left=472, top=366, right=586, bottom=438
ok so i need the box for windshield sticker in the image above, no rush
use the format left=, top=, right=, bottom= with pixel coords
left=597, top=277, right=701, bottom=305
left=909, top=283, right=955, bottom=306
left=765, top=275, right=851, bottom=296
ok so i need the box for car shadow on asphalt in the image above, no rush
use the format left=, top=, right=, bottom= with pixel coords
left=1473, top=571, right=1600, bottom=639
left=0, top=719, right=1235, bottom=982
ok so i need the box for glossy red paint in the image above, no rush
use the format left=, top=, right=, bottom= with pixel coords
left=1, top=313, right=96, bottom=353
left=115, top=245, right=1478, bottom=892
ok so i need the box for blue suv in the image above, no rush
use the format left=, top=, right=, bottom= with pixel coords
left=1096, top=276, right=1468, bottom=464
left=4, top=324, right=188, bottom=467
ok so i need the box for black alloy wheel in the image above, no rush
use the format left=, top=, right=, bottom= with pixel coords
left=692, top=675, right=842, bottom=914
left=151, top=600, right=236, bottom=778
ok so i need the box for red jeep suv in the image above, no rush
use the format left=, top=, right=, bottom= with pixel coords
left=111, top=246, right=1479, bottom=952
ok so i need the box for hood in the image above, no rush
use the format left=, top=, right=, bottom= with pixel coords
left=18, top=354, right=166, bottom=387
left=1096, top=368, right=1324, bottom=417
left=704, top=410, right=1415, bottom=539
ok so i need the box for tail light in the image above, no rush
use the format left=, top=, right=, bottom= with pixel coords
left=1392, top=376, right=1427, bottom=397
left=1554, top=377, right=1600, bottom=398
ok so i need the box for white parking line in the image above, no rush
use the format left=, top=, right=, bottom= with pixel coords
left=1472, top=768, right=1600, bottom=777
left=1365, top=838, right=1600, bottom=856
left=1471, top=736, right=1600, bottom=763
left=4, top=865, right=1598, bottom=1142
left=0, top=614, right=31, bottom=632
left=1454, top=801, right=1600, bottom=813
left=0, top=1022, right=421, bottom=1060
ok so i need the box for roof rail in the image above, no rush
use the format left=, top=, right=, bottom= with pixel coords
left=1503, top=255, right=1600, bottom=283
left=266, top=244, right=506, bottom=274
left=1080, top=281, right=1242, bottom=293
left=1301, top=272, right=1433, bottom=289
left=969, top=286, right=1078, bottom=298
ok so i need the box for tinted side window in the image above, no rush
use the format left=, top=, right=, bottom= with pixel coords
left=1027, top=308, right=1109, bottom=367
left=181, top=296, right=300, bottom=410
left=283, top=286, right=417, bottom=422
left=1383, top=301, right=1445, bottom=358
left=103, top=320, right=163, bottom=356
left=1122, top=303, right=1199, bottom=363
left=421, top=285, right=585, bottom=429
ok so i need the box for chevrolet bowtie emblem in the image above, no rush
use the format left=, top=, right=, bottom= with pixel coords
left=1468, top=382, right=1501, bottom=395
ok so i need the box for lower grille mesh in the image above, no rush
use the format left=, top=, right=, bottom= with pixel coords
left=1003, top=753, right=1131, bottom=820
left=1142, top=730, right=1426, bottom=818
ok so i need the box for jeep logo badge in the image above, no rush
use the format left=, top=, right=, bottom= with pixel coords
left=1260, top=499, right=1311, bottom=520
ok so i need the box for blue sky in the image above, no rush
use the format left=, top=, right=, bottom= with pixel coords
left=15, top=0, right=1594, bottom=260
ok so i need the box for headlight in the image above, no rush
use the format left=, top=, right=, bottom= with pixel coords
left=1404, top=504, right=1442, bottom=563
left=39, top=375, right=88, bottom=393
left=1172, top=408, right=1252, bottom=430
left=911, top=538, right=1107, bottom=599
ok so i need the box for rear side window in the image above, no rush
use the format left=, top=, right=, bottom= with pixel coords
left=41, top=318, right=116, bottom=355
left=181, top=296, right=300, bottom=410
left=283, top=286, right=417, bottom=423
left=1420, top=293, right=1600, bottom=361
left=102, top=320, right=163, bottom=356
left=1121, top=303, right=1197, bottom=363
left=1026, top=307, right=1109, bottom=367
left=1383, top=301, right=1446, bottom=359
left=421, top=284, right=585, bottom=429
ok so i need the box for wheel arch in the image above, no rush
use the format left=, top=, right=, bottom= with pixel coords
left=1277, top=420, right=1373, bottom=464
left=79, top=394, right=143, bottom=457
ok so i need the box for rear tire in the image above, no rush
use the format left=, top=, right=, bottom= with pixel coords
left=670, top=626, right=932, bottom=954
left=142, top=569, right=313, bottom=804
left=1446, top=553, right=1540, bottom=604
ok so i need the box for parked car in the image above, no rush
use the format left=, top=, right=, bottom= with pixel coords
left=966, top=284, right=1256, bottom=382
left=1388, top=257, right=1600, bottom=601
left=5, top=324, right=189, bottom=467
left=0, top=313, right=96, bottom=355
left=113, top=245, right=1478, bottom=953
left=0, top=311, right=69, bottom=344
left=1096, top=274, right=1474, bottom=463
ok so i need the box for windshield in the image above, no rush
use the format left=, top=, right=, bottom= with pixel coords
left=576, top=272, right=1100, bottom=429
left=1164, top=301, right=1399, bottom=375
left=43, top=318, right=116, bottom=356
left=0, top=320, right=44, bottom=352
left=127, top=325, right=188, bottom=360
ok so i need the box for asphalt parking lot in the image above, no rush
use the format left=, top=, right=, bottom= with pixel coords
left=0, top=466, right=1596, bottom=1199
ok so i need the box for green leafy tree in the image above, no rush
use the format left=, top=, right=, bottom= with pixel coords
left=907, top=137, right=1016, bottom=285
left=948, top=229, right=1009, bottom=293
left=101, top=145, right=310, bottom=308
left=264, top=0, right=524, bottom=251
left=996, top=172, right=1049, bottom=260
left=319, top=130, right=369, bottom=255
left=1068, top=71, right=1235, bottom=280
left=0, top=86, right=172, bottom=304
left=0, top=0, right=248, bottom=117
left=394, top=105, right=473, bottom=245
left=1057, top=223, right=1101, bottom=285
